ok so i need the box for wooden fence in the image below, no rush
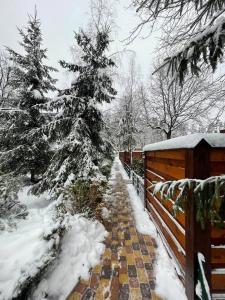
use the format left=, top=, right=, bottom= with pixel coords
left=119, top=150, right=142, bottom=167
left=119, top=135, right=225, bottom=299
left=119, top=151, right=131, bottom=167
left=119, top=150, right=144, bottom=200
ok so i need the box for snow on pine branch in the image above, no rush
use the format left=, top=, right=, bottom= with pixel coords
left=153, top=175, right=225, bottom=228
left=154, top=16, right=225, bottom=83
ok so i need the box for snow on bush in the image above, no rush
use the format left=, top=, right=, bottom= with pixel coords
left=0, top=186, right=107, bottom=300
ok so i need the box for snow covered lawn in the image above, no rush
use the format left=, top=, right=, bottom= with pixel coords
left=0, top=187, right=107, bottom=300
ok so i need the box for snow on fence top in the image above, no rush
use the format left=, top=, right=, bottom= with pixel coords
left=143, top=133, right=225, bottom=152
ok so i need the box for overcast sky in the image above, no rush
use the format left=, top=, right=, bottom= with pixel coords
left=0, top=0, right=159, bottom=90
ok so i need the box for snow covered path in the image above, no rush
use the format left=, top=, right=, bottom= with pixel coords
left=68, top=159, right=166, bottom=300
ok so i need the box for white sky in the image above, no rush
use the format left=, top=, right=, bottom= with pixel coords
left=0, top=0, right=159, bottom=90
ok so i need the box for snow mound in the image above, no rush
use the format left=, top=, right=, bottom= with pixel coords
left=32, top=216, right=107, bottom=300
left=0, top=188, right=61, bottom=300
left=101, top=207, right=110, bottom=219
left=0, top=186, right=107, bottom=300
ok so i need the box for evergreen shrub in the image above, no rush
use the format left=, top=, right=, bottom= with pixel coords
left=62, top=179, right=107, bottom=218
left=132, top=157, right=144, bottom=178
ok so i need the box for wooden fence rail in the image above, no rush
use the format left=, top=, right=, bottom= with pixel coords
left=119, top=134, right=225, bottom=299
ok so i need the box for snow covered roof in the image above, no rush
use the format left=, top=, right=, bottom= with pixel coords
left=143, top=133, right=225, bottom=152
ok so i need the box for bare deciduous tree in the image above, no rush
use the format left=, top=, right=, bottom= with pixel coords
left=89, top=0, right=117, bottom=33
left=0, top=51, right=18, bottom=101
left=142, top=66, right=225, bottom=139
left=116, top=55, right=145, bottom=150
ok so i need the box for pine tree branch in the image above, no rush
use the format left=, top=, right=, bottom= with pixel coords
left=153, top=17, right=225, bottom=83
left=152, top=175, right=225, bottom=228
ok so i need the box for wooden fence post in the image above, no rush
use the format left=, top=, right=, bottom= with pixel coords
left=144, top=151, right=147, bottom=209
left=131, top=151, right=133, bottom=167
left=185, top=139, right=211, bottom=300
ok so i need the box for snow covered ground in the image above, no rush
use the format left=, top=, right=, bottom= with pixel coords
left=32, top=216, right=107, bottom=300
left=0, top=188, right=60, bottom=299
left=0, top=157, right=187, bottom=300
left=0, top=186, right=107, bottom=300
left=115, top=157, right=187, bottom=300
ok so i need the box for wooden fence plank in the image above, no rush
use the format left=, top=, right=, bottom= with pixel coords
left=211, top=227, right=225, bottom=245
left=145, top=149, right=185, bottom=161
left=210, top=149, right=225, bottom=162
left=146, top=160, right=185, bottom=179
left=211, top=273, right=225, bottom=293
left=146, top=200, right=186, bottom=271
left=147, top=191, right=186, bottom=249
left=146, top=156, right=185, bottom=168
left=211, top=248, right=225, bottom=268
left=210, top=171, right=224, bottom=176
left=146, top=188, right=186, bottom=228
left=210, top=162, right=225, bottom=173
left=145, top=169, right=166, bottom=182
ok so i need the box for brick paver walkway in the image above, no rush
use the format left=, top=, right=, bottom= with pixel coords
left=68, top=165, right=162, bottom=300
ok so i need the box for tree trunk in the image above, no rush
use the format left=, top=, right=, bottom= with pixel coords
left=30, top=170, right=36, bottom=183
left=166, top=131, right=172, bottom=139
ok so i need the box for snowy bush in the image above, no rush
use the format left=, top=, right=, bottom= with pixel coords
left=99, top=159, right=113, bottom=179
left=60, top=178, right=108, bottom=218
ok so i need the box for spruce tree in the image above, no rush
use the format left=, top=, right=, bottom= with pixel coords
left=34, top=29, right=116, bottom=193
left=7, top=9, right=57, bottom=106
left=60, top=30, right=116, bottom=146
left=0, top=10, right=57, bottom=183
